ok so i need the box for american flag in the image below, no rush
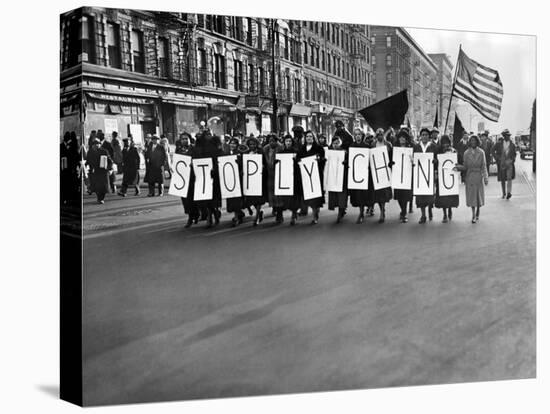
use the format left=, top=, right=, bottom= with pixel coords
left=453, top=48, right=503, bottom=122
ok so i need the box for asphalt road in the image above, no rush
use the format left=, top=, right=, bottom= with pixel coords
left=80, top=159, right=536, bottom=406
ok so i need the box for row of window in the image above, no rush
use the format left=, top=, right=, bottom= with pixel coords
left=302, top=21, right=370, bottom=51
left=302, top=42, right=370, bottom=79
left=303, top=77, right=370, bottom=109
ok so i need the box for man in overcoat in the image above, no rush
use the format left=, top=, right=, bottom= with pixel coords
left=492, top=129, right=517, bottom=199
left=145, top=135, right=168, bottom=197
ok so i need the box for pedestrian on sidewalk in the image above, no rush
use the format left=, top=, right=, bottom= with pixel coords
left=86, top=138, right=112, bottom=204
left=243, top=137, right=266, bottom=227
left=117, top=137, right=141, bottom=197
left=480, top=131, right=494, bottom=175
left=297, top=130, right=325, bottom=225
left=492, top=129, right=516, bottom=199
left=98, top=130, right=117, bottom=194
left=327, top=135, right=349, bottom=224
left=413, top=128, right=438, bottom=223
left=160, top=135, right=172, bottom=180
left=111, top=132, right=123, bottom=174
left=435, top=135, right=459, bottom=223
left=145, top=135, right=168, bottom=197
left=393, top=129, right=414, bottom=223
left=455, top=135, right=489, bottom=223
left=348, top=128, right=371, bottom=224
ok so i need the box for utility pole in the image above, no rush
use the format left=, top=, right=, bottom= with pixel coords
left=270, top=19, right=278, bottom=134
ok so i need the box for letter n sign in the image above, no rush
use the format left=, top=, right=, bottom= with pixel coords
left=413, top=153, right=434, bottom=196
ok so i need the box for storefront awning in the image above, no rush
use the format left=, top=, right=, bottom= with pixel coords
left=210, top=102, right=237, bottom=112
left=160, top=96, right=208, bottom=108
left=85, top=92, right=154, bottom=105
left=290, top=104, right=311, bottom=117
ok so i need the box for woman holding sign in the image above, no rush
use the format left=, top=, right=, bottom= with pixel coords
left=278, top=135, right=301, bottom=225
left=297, top=130, right=326, bottom=225
left=327, top=135, right=349, bottom=223
left=263, top=134, right=285, bottom=223
left=393, top=129, right=414, bottom=223
left=224, top=138, right=245, bottom=227
left=371, top=128, right=393, bottom=224
left=435, top=135, right=459, bottom=223
left=244, top=137, right=266, bottom=226
left=349, top=128, right=372, bottom=224
left=455, top=135, right=489, bottom=223
left=413, top=128, right=438, bottom=224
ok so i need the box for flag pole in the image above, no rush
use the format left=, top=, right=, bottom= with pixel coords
left=444, top=44, right=461, bottom=134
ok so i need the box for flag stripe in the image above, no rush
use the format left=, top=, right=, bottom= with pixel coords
left=454, top=92, right=500, bottom=122
left=454, top=48, right=503, bottom=122
left=454, top=80, right=502, bottom=111
left=472, top=74, right=504, bottom=96
left=456, top=79, right=502, bottom=106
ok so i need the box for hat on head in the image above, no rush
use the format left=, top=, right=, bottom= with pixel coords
left=375, top=128, right=384, bottom=135
left=501, top=128, right=511, bottom=136
left=151, top=135, right=160, bottom=140
left=419, top=127, right=430, bottom=135
left=431, top=127, right=439, bottom=133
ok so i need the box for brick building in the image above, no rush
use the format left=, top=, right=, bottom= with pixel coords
left=60, top=7, right=379, bottom=144
left=371, top=27, right=439, bottom=134
left=428, top=53, right=456, bottom=132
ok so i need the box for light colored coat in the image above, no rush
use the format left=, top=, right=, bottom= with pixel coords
left=461, top=147, right=488, bottom=207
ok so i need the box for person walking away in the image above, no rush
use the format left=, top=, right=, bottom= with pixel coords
left=297, top=130, right=325, bottom=225
left=455, top=135, right=488, bottom=223
left=435, top=135, right=459, bottom=222
left=492, top=129, right=516, bottom=199
left=413, top=128, right=438, bottom=223
left=327, top=135, right=348, bottom=223
left=348, top=129, right=372, bottom=224
left=111, top=132, right=123, bottom=174
left=480, top=131, right=493, bottom=175
left=98, top=131, right=117, bottom=193
left=145, top=135, right=168, bottom=197
left=86, top=138, right=112, bottom=204
left=118, top=137, right=141, bottom=197
left=393, top=129, right=414, bottom=223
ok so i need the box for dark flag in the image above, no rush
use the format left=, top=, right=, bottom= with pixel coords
left=452, top=112, right=465, bottom=148
left=433, top=107, right=439, bottom=128
left=359, top=90, right=409, bottom=131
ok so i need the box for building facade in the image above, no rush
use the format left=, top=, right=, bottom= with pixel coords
left=428, top=53, right=456, bottom=132
left=60, top=7, right=377, bottom=145
left=371, top=27, right=439, bottom=134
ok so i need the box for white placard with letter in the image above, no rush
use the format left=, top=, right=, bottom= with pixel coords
left=369, top=146, right=392, bottom=190
left=299, top=156, right=322, bottom=200
left=99, top=155, right=108, bottom=169
left=391, top=147, right=413, bottom=190
left=218, top=155, right=242, bottom=199
left=413, top=153, right=434, bottom=195
left=242, top=154, right=263, bottom=196
left=275, top=153, right=294, bottom=196
left=324, top=149, right=345, bottom=192
left=192, top=158, right=214, bottom=201
left=438, top=153, right=460, bottom=196
left=347, top=147, right=370, bottom=190
left=168, top=154, right=192, bottom=198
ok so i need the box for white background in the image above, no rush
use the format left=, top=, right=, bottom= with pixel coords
left=0, top=0, right=547, bottom=412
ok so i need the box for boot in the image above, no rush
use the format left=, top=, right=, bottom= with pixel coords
left=290, top=211, right=297, bottom=226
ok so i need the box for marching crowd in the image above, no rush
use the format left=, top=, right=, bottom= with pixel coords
left=60, top=121, right=518, bottom=227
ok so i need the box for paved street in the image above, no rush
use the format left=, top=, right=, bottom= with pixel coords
left=79, top=159, right=536, bottom=406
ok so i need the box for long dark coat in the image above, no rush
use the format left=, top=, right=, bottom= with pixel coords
left=392, top=142, right=414, bottom=204
left=371, top=141, right=393, bottom=204
left=177, top=145, right=198, bottom=217
left=60, top=140, right=80, bottom=201
left=413, top=142, right=438, bottom=208
left=121, top=146, right=140, bottom=186
left=263, top=143, right=284, bottom=208
left=348, top=141, right=374, bottom=208
left=296, top=142, right=325, bottom=209
left=224, top=149, right=244, bottom=213
left=492, top=140, right=516, bottom=181
left=243, top=148, right=267, bottom=208
left=327, top=147, right=348, bottom=210
left=434, top=147, right=459, bottom=208
left=278, top=146, right=301, bottom=211
left=86, top=147, right=112, bottom=194
left=192, top=137, right=222, bottom=209
left=145, top=144, right=167, bottom=184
